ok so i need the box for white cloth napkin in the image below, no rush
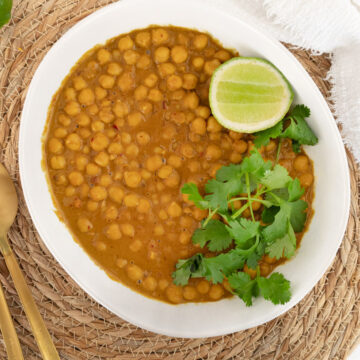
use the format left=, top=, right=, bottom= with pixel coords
left=204, top=0, right=360, bottom=162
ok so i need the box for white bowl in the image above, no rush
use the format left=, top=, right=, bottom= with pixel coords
left=19, top=0, right=350, bottom=338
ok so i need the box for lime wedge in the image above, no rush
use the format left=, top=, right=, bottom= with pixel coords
left=209, top=57, right=294, bottom=133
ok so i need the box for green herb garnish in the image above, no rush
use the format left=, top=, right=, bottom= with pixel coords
left=0, top=0, right=12, bottom=28
left=254, top=105, right=318, bottom=153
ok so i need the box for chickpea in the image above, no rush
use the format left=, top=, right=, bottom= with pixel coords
left=164, top=171, right=180, bottom=188
left=166, top=285, right=183, bottom=304
left=136, top=131, right=150, bottom=145
left=86, top=163, right=100, bottom=176
left=73, top=76, right=87, bottom=91
left=169, top=111, right=186, bottom=125
left=118, top=36, right=134, bottom=51
left=124, top=171, right=141, bottom=188
left=76, top=113, right=90, bottom=128
left=243, top=264, right=257, bottom=279
left=157, top=63, right=176, bottom=77
left=214, top=50, right=231, bottom=62
left=98, top=107, right=115, bottom=124
left=137, top=198, right=150, bottom=213
left=104, top=205, right=118, bottom=221
left=90, top=133, right=109, bottom=151
left=105, top=223, right=122, bottom=240
left=121, top=223, right=135, bottom=237
left=190, top=117, right=206, bottom=135
left=193, top=34, right=208, bottom=50
left=64, top=101, right=81, bottom=116
left=137, top=54, right=152, bottom=69
left=126, top=264, right=144, bottom=282
left=170, top=45, right=188, bottom=63
left=129, top=239, right=142, bottom=252
left=228, top=131, right=242, bottom=141
left=87, top=200, right=98, bottom=212
left=194, top=106, right=210, bottom=119
left=193, top=207, right=208, bottom=221
left=260, top=263, right=271, bottom=277
left=113, top=100, right=129, bottom=117
left=158, top=209, right=168, bottom=220
left=48, top=138, right=63, bottom=154
left=107, top=62, right=122, bottom=76
left=55, top=174, right=67, bottom=186
left=229, top=152, right=242, bottom=163
left=68, top=171, right=84, bottom=186
left=65, top=133, right=82, bottom=151
left=77, top=217, right=93, bottom=233
left=294, top=155, right=309, bottom=172
left=58, top=114, right=71, bottom=127
left=264, top=255, right=277, bottom=264
left=181, top=143, right=195, bottom=158
left=167, top=201, right=182, bottom=218
left=118, top=72, right=134, bottom=92
left=180, top=216, right=193, bottom=228
left=192, top=56, right=204, bottom=70
left=127, top=112, right=143, bottom=127
left=167, top=155, right=181, bottom=168
left=182, top=73, right=198, bottom=90
left=108, top=185, right=124, bottom=204
left=54, top=127, right=68, bottom=138
left=94, top=151, right=109, bottom=167
left=204, top=59, right=221, bottom=76
left=144, top=73, right=158, bottom=88
left=96, top=48, right=111, bottom=64
left=98, top=74, right=115, bottom=89
left=153, top=224, right=165, bottom=236
left=152, top=28, right=169, bottom=45
left=50, top=155, right=66, bottom=170
left=135, top=31, right=151, bottom=48
left=209, top=285, right=224, bottom=300
left=124, top=144, right=139, bottom=158
left=148, top=88, right=163, bottom=102
left=154, top=46, right=170, bottom=63
left=123, top=193, right=139, bottom=208
left=123, top=49, right=140, bottom=65
left=299, top=173, right=314, bottom=187
left=138, top=101, right=153, bottom=115
left=78, top=88, right=95, bottom=106
left=157, top=165, right=173, bottom=179
left=89, top=186, right=107, bottom=201
left=64, top=88, right=76, bottom=101
left=99, top=174, right=112, bottom=187
left=87, top=104, right=99, bottom=115
left=96, top=241, right=107, bottom=251
left=65, top=186, right=76, bottom=197
left=134, top=85, right=148, bottom=101
left=205, top=144, right=222, bottom=160
left=197, top=280, right=210, bottom=294
left=158, top=279, right=169, bottom=291
left=167, top=75, right=183, bottom=91
left=188, top=160, right=200, bottom=173
left=145, top=155, right=162, bottom=172
left=233, top=140, right=248, bottom=154
left=266, top=140, right=277, bottom=152
left=108, top=142, right=123, bottom=155
left=183, top=92, right=199, bottom=110
left=143, top=276, right=157, bottom=291
left=179, top=231, right=191, bottom=245
left=116, top=258, right=127, bottom=268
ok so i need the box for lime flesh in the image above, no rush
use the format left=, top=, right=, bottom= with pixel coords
left=209, top=57, right=294, bottom=133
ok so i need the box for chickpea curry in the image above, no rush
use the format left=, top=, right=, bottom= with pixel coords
left=43, top=26, right=315, bottom=305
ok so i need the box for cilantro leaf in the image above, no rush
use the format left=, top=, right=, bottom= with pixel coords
left=228, top=272, right=259, bottom=306
left=172, top=254, right=204, bottom=286
left=226, top=218, right=260, bottom=246
left=181, top=183, right=209, bottom=209
left=287, top=178, right=305, bottom=201
left=286, top=199, right=308, bottom=232
left=281, top=105, right=318, bottom=152
left=257, top=272, right=291, bottom=305
left=253, top=121, right=283, bottom=147
left=262, top=206, right=289, bottom=243
left=260, top=165, right=292, bottom=190
left=261, top=206, right=280, bottom=224
left=266, top=224, right=296, bottom=259
left=246, top=241, right=265, bottom=269
left=216, top=163, right=242, bottom=182
left=193, top=219, right=233, bottom=251
left=0, top=0, right=12, bottom=28
left=205, top=179, right=242, bottom=212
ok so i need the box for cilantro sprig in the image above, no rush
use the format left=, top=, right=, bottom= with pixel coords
left=173, top=148, right=310, bottom=306
left=253, top=105, right=318, bottom=153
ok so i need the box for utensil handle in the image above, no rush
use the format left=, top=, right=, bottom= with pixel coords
left=0, top=283, right=24, bottom=359
left=3, top=249, right=60, bottom=360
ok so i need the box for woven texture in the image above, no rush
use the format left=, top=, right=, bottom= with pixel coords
left=0, top=1, right=359, bottom=359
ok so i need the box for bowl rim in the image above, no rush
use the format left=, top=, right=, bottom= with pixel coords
left=19, top=0, right=350, bottom=338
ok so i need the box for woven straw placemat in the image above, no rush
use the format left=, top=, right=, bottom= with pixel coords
left=0, top=1, right=359, bottom=359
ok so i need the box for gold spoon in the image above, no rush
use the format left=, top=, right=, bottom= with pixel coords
left=0, top=163, right=60, bottom=360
